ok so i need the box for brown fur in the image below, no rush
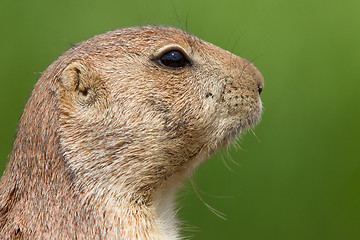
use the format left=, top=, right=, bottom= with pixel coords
left=0, top=26, right=264, bottom=239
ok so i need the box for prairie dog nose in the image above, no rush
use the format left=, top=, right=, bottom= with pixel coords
left=251, top=63, right=264, bottom=94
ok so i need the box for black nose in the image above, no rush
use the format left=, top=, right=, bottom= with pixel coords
left=250, top=63, right=264, bottom=95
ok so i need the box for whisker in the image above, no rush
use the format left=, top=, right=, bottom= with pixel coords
left=230, top=30, right=247, bottom=55
left=185, top=9, right=191, bottom=33
left=172, top=2, right=183, bottom=30
left=220, top=154, right=235, bottom=172
left=224, top=145, right=240, bottom=167
left=232, top=138, right=242, bottom=151
left=249, top=128, right=261, bottom=143
left=227, top=30, right=248, bottom=80
left=239, top=54, right=263, bottom=81
left=197, top=186, right=233, bottom=199
left=190, top=179, right=227, bottom=220
left=227, top=150, right=240, bottom=167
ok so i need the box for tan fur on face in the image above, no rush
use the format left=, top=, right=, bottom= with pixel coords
left=0, top=26, right=263, bottom=239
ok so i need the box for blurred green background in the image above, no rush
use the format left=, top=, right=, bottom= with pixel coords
left=1, top=0, right=359, bottom=239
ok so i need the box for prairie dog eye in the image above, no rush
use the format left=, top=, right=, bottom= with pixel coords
left=155, top=50, right=191, bottom=69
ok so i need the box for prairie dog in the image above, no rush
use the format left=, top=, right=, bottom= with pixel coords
left=0, top=26, right=264, bottom=239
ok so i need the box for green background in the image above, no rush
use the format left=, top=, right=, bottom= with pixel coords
left=1, top=0, right=359, bottom=239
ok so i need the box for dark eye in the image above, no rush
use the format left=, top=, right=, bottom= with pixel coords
left=157, top=50, right=190, bottom=68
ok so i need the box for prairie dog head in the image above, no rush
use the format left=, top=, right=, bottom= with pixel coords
left=58, top=26, right=264, bottom=205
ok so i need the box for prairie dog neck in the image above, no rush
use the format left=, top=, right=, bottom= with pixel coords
left=0, top=26, right=264, bottom=239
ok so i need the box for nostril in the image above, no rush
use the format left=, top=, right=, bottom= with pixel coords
left=249, top=63, right=264, bottom=95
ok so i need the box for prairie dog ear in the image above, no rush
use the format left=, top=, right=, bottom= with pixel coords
left=59, top=61, right=107, bottom=110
